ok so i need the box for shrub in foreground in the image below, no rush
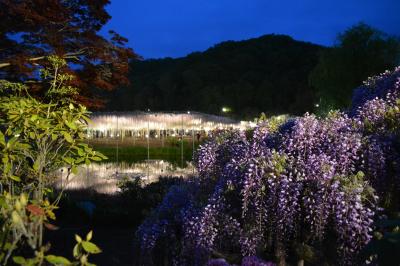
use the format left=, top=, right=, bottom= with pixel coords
left=0, top=56, right=104, bottom=265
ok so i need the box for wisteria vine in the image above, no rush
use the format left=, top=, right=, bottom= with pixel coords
left=135, top=67, right=400, bottom=265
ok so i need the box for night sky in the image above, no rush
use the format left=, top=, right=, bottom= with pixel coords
left=102, top=0, right=400, bottom=59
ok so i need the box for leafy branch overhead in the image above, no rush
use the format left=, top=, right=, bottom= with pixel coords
left=0, top=0, right=139, bottom=108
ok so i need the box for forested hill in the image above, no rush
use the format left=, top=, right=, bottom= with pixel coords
left=105, top=34, right=326, bottom=119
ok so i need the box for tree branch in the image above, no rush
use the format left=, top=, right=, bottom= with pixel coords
left=0, top=50, right=87, bottom=69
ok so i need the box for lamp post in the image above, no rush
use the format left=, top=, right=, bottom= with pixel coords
left=147, top=109, right=150, bottom=179
left=221, top=106, right=231, bottom=115
left=188, top=111, right=195, bottom=175
left=116, top=113, right=119, bottom=176
left=181, top=112, right=184, bottom=168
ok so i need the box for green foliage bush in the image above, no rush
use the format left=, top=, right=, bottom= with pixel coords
left=0, top=56, right=104, bottom=265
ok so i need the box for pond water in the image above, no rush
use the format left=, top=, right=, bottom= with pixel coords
left=55, top=160, right=196, bottom=194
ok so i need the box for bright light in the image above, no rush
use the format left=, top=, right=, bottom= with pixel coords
left=222, top=107, right=231, bottom=113
left=88, top=112, right=248, bottom=134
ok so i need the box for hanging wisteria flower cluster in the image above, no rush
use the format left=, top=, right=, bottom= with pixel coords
left=135, top=67, right=400, bottom=265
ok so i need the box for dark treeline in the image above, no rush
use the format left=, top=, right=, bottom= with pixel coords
left=310, top=23, right=400, bottom=112
left=105, top=34, right=324, bottom=119
left=105, top=24, right=400, bottom=119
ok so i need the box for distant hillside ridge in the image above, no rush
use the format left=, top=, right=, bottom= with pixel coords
left=106, top=34, right=326, bottom=119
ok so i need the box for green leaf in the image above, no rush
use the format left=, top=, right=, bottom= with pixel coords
left=4, top=161, right=11, bottom=174
left=80, top=143, right=89, bottom=149
left=81, top=241, right=101, bottom=254
left=8, top=114, right=18, bottom=121
left=45, top=255, right=71, bottom=265
left=77, top=148, right=85, bottom=157
left=33, top=160, right=40, bottom=172
left=71, top=165, right=78, bottom=175
left=75, top=234, right=82, bottom=243
left=6, top=137, right=18, bottom=148
left=0, top=131, right=5, bottom=146
left=81, top=115, right=92, bottom=124
left=10, top=175, right=21, bottom=182
left=30, top=114, right=38, bottom=121
left=63, top=157, right=74, bottom=165
left=86, top=230, right=93, bottom=241
left=62, top=132, right=73, bottom=143
left=91, top=156, right=102, bottom=161
left=65, top=121, right=77, bottom=130
left=73, top=244, right=79, bottom=258
left=98, top=153, right=108, bottom=160
left=13, top=256, right=26, bottom=265
left=11, top=211, right=22, bottom=225
left=75, top=157, right=85, bottom=164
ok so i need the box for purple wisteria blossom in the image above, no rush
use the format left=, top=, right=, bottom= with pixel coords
left=135, top=66, right=400, bottom=265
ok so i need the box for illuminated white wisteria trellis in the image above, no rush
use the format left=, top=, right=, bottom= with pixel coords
left=63, top=112, right=255, bottom=189
left=86, top=111, right=254, bottom=138
left=55, top=160, right=195, bottom=194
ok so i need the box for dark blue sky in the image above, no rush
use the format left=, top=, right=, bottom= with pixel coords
left=102, top=0, right=400, bottom=59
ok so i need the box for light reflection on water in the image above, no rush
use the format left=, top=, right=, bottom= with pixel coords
left=55, top=160, right=195, bottom=194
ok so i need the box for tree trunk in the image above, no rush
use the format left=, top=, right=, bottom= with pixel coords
left=297, top=259, right=304, bottom=266
left=275, top=241, right=286, bottom=266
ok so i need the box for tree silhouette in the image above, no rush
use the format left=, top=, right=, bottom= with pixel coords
left=0, top=0, right=138, bottom=107
left=310, top=23, right=400, bottom=111
left=108, top=34, right=323, bottom=118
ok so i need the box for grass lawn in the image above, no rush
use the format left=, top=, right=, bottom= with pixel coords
left=89, top=137, right=201, bottom=165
